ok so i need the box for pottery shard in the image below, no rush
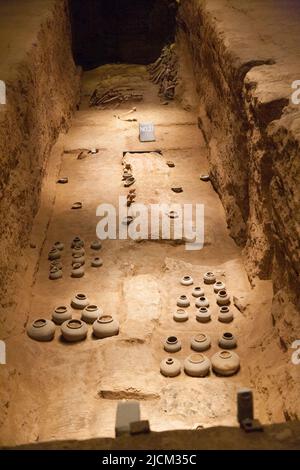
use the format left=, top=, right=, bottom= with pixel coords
left=233, top=296, right=248, bottom=313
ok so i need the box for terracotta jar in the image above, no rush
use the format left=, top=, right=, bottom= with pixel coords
left=72, top=246, right=85, bottom=257
left=160, top=357, right=181, bottom=377
left=196, top=307, right=211, bottom=323
left=27, top=319, right=56, bottom=342
left=82, top=305, right=103, bottom=324
left=218, top=306, right=234, bottom=323
left=50, top=260, right=63, bottom=270
left=61, top=319, right=88, bottom=342
left=213, top=281, right=226, bottom=293
left=219, top=332, right=237, bottom=349
left=191, top=333, right=211, bottom=352
left=52, top=306, right=72, bottom=325
left=91, top=257, right=103, bottom=268
left=184, top=353, right=211, bottom=377
left=164, top=336, right=182, bottom=353
left=216, top=290, right=231, bottom=306
left=53, top=241, right=64, bottom=251
left=195, top=296, right=209, bottom=308
left=48, top=248, right=61, bottom=261
left=49, top=266, right=62, bottom=280
left=177, top=295, right=190, bottom=308
left=211, top=350, right=240, bottom=376
left=71, top=293, right=90, bottom=310
left=71, top=263, right=85, bottom=278
left=92, top=315, right=119, bottom=339
left=71, top=237, right=84, bottom=248
left=173, top=309, right=189, bottom=322
left=90, top=240, right=102, bottom=251
left=203, top=272, right=216, bottom=284
left=192, top=286, right=205, bottom=298
left=72, top=254, right=85, bottom=266
left=180, top=275, right=193, bottom=286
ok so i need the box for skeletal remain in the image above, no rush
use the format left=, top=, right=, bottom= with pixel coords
left=148, top=44, right=178, bottom=101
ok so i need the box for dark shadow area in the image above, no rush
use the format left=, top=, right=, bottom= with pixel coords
left=68, top=0, right=178, bottom=69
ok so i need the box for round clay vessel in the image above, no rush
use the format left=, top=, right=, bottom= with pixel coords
left=48, top=248, right=61, bottom=261
left=53, top=241, right=64, bottom=251
left=71, top=293, right=89, bottom=310
left=27, top=319, right=56, bottom=342
left=164, top=336, right=182, bottom=353
left=72, top=246, right=85, bottom=256
left=61, top=319, right=88, bottom=342
left=50, top=260, right=63, bottom=270
left=90, top=240, right=102, bottom=250
left=218, top=306, right=234, bottom=323
left=177, top=295, right=190, bottom=308
left=160, top=357, right=181, bottom=377
left=211, top=350, right=240, bottom=376
left=49, top=267, right=62, bottom=280
left=173, top=309, right=189, bottom=322
left=217, top=289, right=231, bottom=306
left=93, top=315, right=119, bottom=339
left=196, top=307, right=211, bottom=323
left=52, top=306, right=72, bottom=325
left=203, top=272, right=216, bottom=285
left=72, top=254, right=85, bottom=266
left=82, top=305, right=103, bottom=324
left=219, top=332, right=237, bottom=349
left=213, top=281, right=226, bottom=293
left=71, top=263, right=85, bottom=278
left=180, top=275, right=193, bottom=286
left=184, top=353, right=211, bottom=377
left=71, top=237, right=84, bottom=248
left=195, top=296, right=209, bottom=308
left=191, top=333, right=211, bottom=352
left=192, top=286, right=205, bottom=298
left=91, top=257, right=103, bottom=268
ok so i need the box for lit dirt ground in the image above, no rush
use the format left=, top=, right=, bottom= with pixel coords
left=1, top=65, right=278, bottom=445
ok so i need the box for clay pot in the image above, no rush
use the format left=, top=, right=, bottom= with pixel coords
left=93, top=315, right=119, bottom=339
left=71, top=202, right=82, bottom=210
left=160, top=357, right=181, bottom=377
left=91, top=257, right=103, bottom=268
left=192, top=286, right=205, bottom=298
left=72, top=254, right=85, bottom=266
left=61, top=319, right=88, bottom=342
left=71, top=237, right=84, bottom=248
left=90, top=240, right=102, bottom=251
left=50, top=260, right=63, bottom=270
left=71, top=263, right=85, bottom=278
left=177, top=295, right=190, bottom=308
left=219, top=332, right=237, bottom=349
left=211, top=350, right=240, bottom=376
left=196, top=307, right=211, bottom=323
left=72, top=246, right=85, bottom=256
left=48, top=248, right=61, bottom=261
left=214, top=281, right=226, bottom=293
left=203, top=272, right=216, bottom=285
left=53, top=241, right=64, bottom=251
left=218, top=306, right=234, bottom=323
left=173, top=309, right=189, bottom=322
left=191, top=333, right=211, bottom=352
left=184, top=353, right=211, bottom=377
left=164, top=336, right=182, bottom=353
left=124, top=176, right=135, bottom=187
left=180, top=275, right=193, bottom=286
left=27, top=319, right=56, bottom=342
left=71, top=293, right=90, bottom=310
left=49, top=267, right=62, bottom=280
left=52, top=306, right=72, bottom=325
left=82, top=305, right=103, bottom=324
left=216, top=289, right=231, bottom=306
left=195, top=296, right=209, bottom=308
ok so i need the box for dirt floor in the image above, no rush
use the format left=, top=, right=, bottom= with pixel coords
left=1, top=64, right=289, bottom=446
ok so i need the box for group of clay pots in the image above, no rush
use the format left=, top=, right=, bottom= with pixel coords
left=160, top=334, right=240, bottom=378
left=47, top=236, right=103, bottom=280
left=27, top=293, right=119, bottom=343
left=122, top=162, right=135, bottom=190
left=174, top=273, right=233, bottom=323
